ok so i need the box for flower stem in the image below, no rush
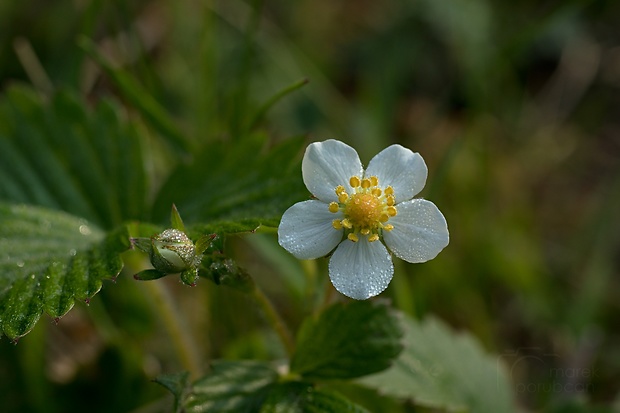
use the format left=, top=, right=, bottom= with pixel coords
left=251, top=285, right=295, bottom=357
left=143, top=280, right=203, bottom=379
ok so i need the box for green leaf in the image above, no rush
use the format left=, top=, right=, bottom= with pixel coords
left=0, top=203, right=129, bottom=339
left=0, top=84, right=148, bottom=229
left=259, top=382, right=370, bottom=413
left=183, top=360, right=279, bottom=412
left=153, top=371, right=190, bottom=413
left=246, top=78, right=309, bottom=133
left=360, top=315, right=517, bottom=413
left=152, top=134, right=307, bottom=224
left=159, top=361, right=369, bottom=413
left=290, top=300, right=403, bottom=380
left=78, top=36, right=191, bottom=154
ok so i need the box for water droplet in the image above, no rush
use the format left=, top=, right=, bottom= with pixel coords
left=30, top=274, right=36, bottom=280
left=79, top=224, right=92, bottom=236
left=16, top=261, right=24, bottom=268
left=69, top=249, right=77, bottom=256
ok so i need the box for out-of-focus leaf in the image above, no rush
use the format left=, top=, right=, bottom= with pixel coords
left=154, top=371, right=190, bottom=413
left=78, top=36, right=191, bottom=154
left=152, top=134, right=307, bottom=225
left=290, top=300, right=403, bottom=380
left=0, top=203, right=129, bottom=339
left=0, top=84, right=148, bottom=229
left=360, top=315, right=517, bottom=413
left=158, top=361, right=369, bottom=413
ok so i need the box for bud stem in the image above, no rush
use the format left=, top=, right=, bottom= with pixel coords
left=251, top=285, right=294, bottom=357
left=143, top=281, right=203, bottom=379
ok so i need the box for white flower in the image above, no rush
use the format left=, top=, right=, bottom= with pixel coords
left=278, top=139, right=449, bottom=300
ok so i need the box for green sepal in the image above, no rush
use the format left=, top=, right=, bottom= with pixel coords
left=195, top=233, right=217, bottom=256
left=170, top=204, right=186, bottom=232
left=180, top=268, right=199, bottom=287
left=130, top=237, right=152, bottom=254
left=133, top=269, right=167, bottom=281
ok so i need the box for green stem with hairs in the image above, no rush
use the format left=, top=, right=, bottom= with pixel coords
left=251, top=285, right=295, bottom=357
left=143, top=280, right=203, bottom=379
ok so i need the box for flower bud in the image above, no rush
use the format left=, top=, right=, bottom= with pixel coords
left=149, top=229, right=198, bottom=274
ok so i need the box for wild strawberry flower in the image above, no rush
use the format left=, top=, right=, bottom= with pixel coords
left=278, top=139, right=449, bottom=300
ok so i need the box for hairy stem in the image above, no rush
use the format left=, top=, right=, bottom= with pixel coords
left=144, top=281, right=203, bottom=379
left=251, top=285, right=295, bottom=357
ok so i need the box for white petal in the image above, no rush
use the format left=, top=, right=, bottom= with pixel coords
left=383, top=199, right=449, bottom=263
left=302, top=140, right=364, bottom=203
left=328, top=238, right=394, bottom=300
left=365, top=144, right=428, bottom=203
left=278, top=200, right=343, bottom=260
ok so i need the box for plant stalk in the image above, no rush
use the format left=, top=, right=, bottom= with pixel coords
left=251, top=285, right=295, bottom=357
left=144, top=280, right=203, bottom=379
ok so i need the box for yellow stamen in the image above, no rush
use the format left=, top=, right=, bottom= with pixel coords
left=330, top=175, right=400, bottom=244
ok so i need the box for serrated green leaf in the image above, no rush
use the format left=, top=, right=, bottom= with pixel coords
left=160, top=361, right=369, bottom=413
left=259, top=382, right=370, bottom=413
left=183, top=360, right=279, bottom=412
left=152, top=135, right=307, bottom=225
left=0, top=84, right=148, bottom=229
left=0, top=203, right=129, bottom=339
left=290, top=300, right=403, bottom=380
left=360, top=315, right=517, bottom=413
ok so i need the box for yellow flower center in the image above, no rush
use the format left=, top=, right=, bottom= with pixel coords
left=345, top=193, right=382, bottom=228
left=328, top=175, right=397, bottom=242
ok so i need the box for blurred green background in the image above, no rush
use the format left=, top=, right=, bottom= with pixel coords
left=1, top=0, right=619, bottom=412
